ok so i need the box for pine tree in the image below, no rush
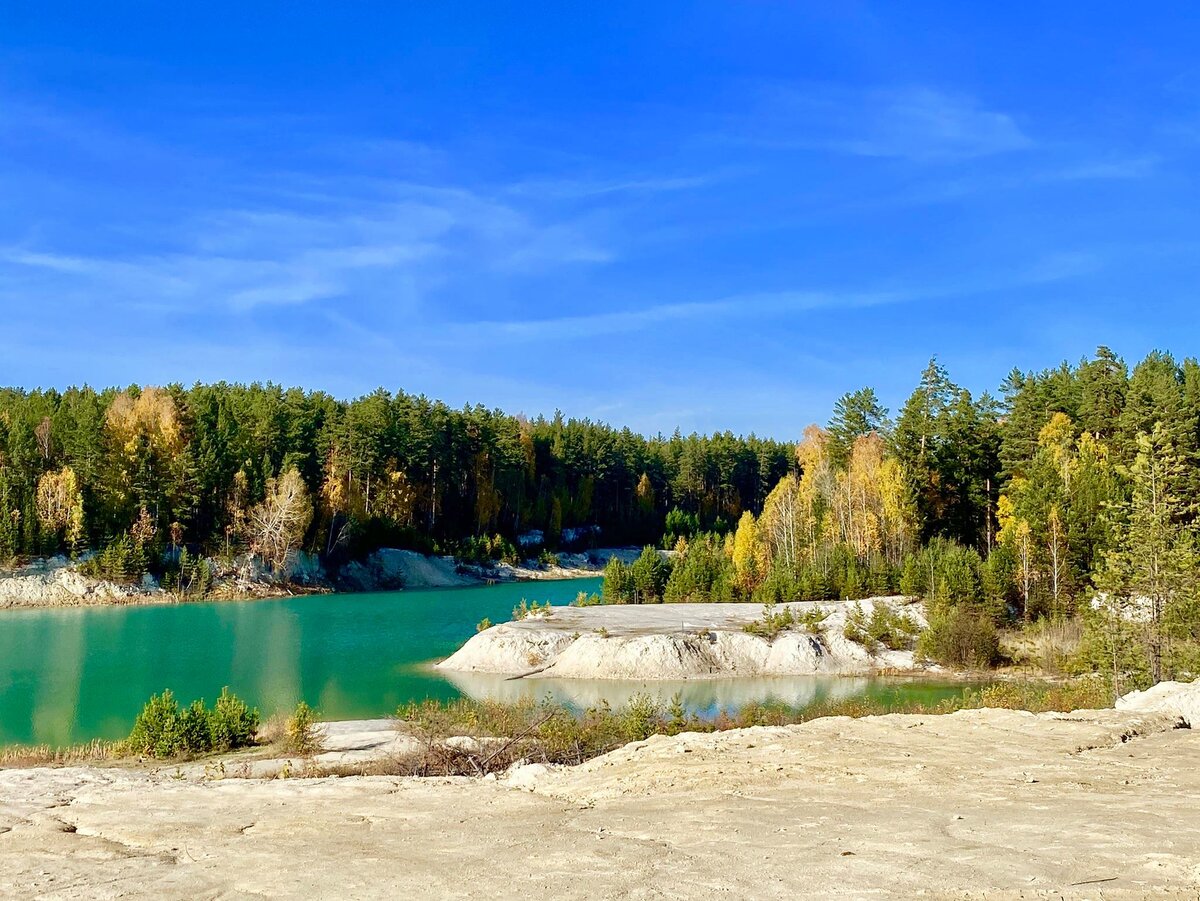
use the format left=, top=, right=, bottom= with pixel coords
left=827, top=387, right=890, bottom=469
left=1096, top=423, right=1198, bottom=684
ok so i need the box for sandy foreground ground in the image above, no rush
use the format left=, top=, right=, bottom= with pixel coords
left=2, top=705, right=1198, bottom=900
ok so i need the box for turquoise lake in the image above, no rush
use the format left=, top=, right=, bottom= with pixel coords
left=0, top=577, right=970, bottom=746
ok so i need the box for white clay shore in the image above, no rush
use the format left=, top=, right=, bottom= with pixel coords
left=4, top=684, right=1200, bottom=899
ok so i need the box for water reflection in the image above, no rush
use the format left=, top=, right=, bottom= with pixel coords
left=443, top=670, right=879, bottom=716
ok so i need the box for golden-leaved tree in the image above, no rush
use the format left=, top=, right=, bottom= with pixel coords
left=103, top=387, right=185, bottom=529
left=756, top=426, right=915, bottom=580
left=828, top=434, right=916, bottom=564
left=250, top=468, right=313, bottom=570
left=35, top=466, right=85, bottom=551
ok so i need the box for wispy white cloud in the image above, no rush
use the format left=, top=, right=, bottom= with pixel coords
left=1054, top=156, right=1159, bottom=181
left=730, top=83, right=1031, bottom=162
left=505, top=173, right=716, bottom=200
left=446, top=250, right=1102, bottom=344
left=0, top=180, right=615, bottom=312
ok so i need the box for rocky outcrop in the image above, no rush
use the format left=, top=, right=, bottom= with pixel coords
left=0, top=551, right=332, bottom=610
left=338, top=546, right=642, bottom=591
left=337, top=549, right=477, bottom=592
left=0, top=557, right=159, bottom=609
left=438, top=597, right=926, bottom=679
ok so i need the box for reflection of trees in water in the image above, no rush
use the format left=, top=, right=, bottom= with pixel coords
left=226, top=601, right=302, bottom=717
left=439, top=670, right=877, bottom=716
left=32, top=613, right=87, bottom=746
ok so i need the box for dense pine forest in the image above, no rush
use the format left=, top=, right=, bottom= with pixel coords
left=0, top=381, right=793, bottom=567
left=3, top=346, right=1199, bottom=686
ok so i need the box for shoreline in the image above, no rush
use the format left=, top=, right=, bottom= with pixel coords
left=0, top=548, right=621, bottom=613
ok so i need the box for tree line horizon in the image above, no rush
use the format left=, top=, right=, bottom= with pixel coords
left=0, top=346, right=1192, bottom=562
left=2, top=345, right=1199, bottom=675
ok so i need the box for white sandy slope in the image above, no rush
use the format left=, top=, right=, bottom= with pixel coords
left=2, top=697, right=1197, bottom=899
left=438, top=597, right=926, bottom=680
left=1116, top=679, right=1200, bottom=726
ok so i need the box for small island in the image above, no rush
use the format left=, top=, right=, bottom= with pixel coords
left=440, top=597, right=926, bottom=680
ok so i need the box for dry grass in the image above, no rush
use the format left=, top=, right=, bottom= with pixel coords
left=1001, top=617, right=1085, bottom=675
left=3, top=678, right=1114, bottom=778
left=292, top=679, right=1116, bottom=779
left=254, top=712, right=288, bottom=746
left=0, top=738, right=124, bottom=768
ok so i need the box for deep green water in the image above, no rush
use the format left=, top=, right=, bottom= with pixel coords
left=0, top=578, right=971, bottom=746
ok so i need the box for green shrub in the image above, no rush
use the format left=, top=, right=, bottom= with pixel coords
left=743, top=602, right=797, bottom=639
left=917, top=606, right=1000, bottom=668
left=476, top=617, right=493, bottom=632
left=570, top=591, right=603, bottom=607
left=512, top=598, right=552, bottom=620
left=128, top=690, right=184, bottom=758
left=621, top=693, right=660, bottom=742
left=179, top=699, right=213, bottom=754
left=209, top=687, right=260, bottom=751
left=844, top=603, right=921, bottom=651
left=795, top=607, right=828, bottom=634
left=457, top=534, right=521, bottom=566
left=744, top=603, right=830, bottom=639
left=285, top=701, right=322, bottom=754
left=127, top=688, right=259, bottom=759
left=160, top=548, right=213, bottom=598
left=80, top=535, right=148, bottom=584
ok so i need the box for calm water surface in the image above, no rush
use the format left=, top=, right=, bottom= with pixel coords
left=0, top=578, right=970, bottom=745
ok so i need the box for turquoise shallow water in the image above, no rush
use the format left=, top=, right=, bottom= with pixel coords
left=0, top=577, right=972, bottom=746
left=0, top=578, right=600, bottom=745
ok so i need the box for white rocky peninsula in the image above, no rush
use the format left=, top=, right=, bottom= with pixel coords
left=438, top=596, right=927, bottom=680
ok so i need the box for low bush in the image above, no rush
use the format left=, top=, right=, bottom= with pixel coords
left=80, top=535, right=148, bottom=584
left=285, top=701, right=322, bottom=755
left=843, top=603, right=921, bottom=651
left=126, top=688, right=259, bottom=759
left=743, top=603, right=797, bottom=639
left=512, top=598, right=552, bottom=620
left=457, top=534, right=521, bottom=566
left=127, top=690, right=184, bottom=758
left=1001, top=616, right=1083, bottom=675
left=160, top=547, right=214, bottom=598
left=917, top=606, right=1000, bottom=668
left=209, top=687, right=260, bottom=751
left=398, top=694, right=704, bottom=775
left=378, top=679, right=1113, bottom=778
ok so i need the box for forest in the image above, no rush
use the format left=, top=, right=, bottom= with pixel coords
left=2, top=346, right=1199, bottom=687
left=0, top=381, right=792, bottom=568
left=600, top=347, right=1200, bottom=687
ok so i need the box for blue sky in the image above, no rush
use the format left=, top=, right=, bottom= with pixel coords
left=3, top=3, right=1200, bottom=438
